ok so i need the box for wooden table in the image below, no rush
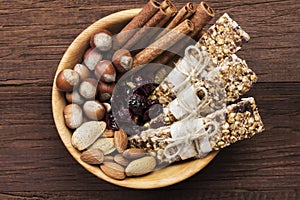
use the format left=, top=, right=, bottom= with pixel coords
left=1, top=0, right=299, bottom=199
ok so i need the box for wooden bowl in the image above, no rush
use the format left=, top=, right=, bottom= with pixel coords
left=52, top=9, right=218, bottom=189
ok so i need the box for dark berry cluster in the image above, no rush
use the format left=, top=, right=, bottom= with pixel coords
left=128, top=83, right=160, bottom=125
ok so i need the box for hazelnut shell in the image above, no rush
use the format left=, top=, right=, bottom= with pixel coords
left=83, top=100, right=106, bottom=120
left=63, top=104, right=83, bottom=129
left=79, top=78, right=98, bottom=99
left=94, top=60, right=116, bottom=83
left=90, top=29, right=113, bottom=52
left=74, top=64, right=91, bottom=80
left=83, top=48, right=103, bottom=71
left=97, top=81, right=115, bottom=101
left=112, top=49, right=133, bottom=73
left=65, top=90, right=85, bottom=105
left=56, top=69, right=80, bottom=92
left=102, top=102, right=112, bottom=113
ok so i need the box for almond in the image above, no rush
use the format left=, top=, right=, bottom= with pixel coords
left=102, top=129, right=114, bottom=138
left=114, top=154, right=130, bottom=167
left=100, top=162, right=126, bottom=180
left=71, top=121, right=106, bottom=151
left=80, top=149, right=104, bottom=165
left=125, top=156, right=156, bottom=177
left=89, top=138, right=115, bottom=155
left=104, top=155, right=114, bottom=162
left=114, top=129, right=128, bottom=153
left=122, top=148, right=146, bottom=159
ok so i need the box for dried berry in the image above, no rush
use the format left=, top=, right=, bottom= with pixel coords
left=128, top=93, right=147, bottom=116
left=126, top=83, right=161, bottom=126
left=105, top=112, right=119, bottom=131
left=135, top=83, right=158, bottom=96
left=244, top=102, right=253, bottom=113
left=237, top=105, right=246, bottom=113
left=142, top=110, right=150, bottom=122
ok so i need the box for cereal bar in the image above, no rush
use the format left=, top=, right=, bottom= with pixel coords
left=129, top=97, right=264, bottom=164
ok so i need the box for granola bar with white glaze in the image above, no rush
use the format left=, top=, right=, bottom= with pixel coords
left=150, top=45, right=215, bottom=107
left=196, top=13, right=250, bottom=65
left=129, top=97, right=264, bottom=164
left=150, top=14, right=250, bottom=107
left=152, top=54, right=257, bottom=126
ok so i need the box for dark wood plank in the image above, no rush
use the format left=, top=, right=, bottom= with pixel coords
left=0, top=190, right=298, bottom=200
left=0, top=0, right=299, bottom=199
left=0, top=83, right=299, bottom=194
left=0, top=0, right=299, bottom=83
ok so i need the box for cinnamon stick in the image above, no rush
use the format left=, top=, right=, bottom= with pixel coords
left=160, top=0, right=172, bottom=10
left=154, top=30, right=205, bottom=65
left=123, top=5, right=177, bottom=50
left=190, top=1, right=215, bottom=35
left=153, top=2, right=214, bottom=65
left=156, top=2, right=196, bottom=40
left=114, top=0, right=161, bottom=49
left=133, top=19, right=194, bottom=68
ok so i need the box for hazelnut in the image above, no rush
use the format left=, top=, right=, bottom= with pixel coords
left=83, top=48, right=103, bottom=71
left=79, top=78, right=98, bottom=99
left=90, top=29, right=113, bottom=52
left=65, top=90, right=85, bottom=105
left=83, top=100, right=106, bottom=120
left=63, top=104, right=83, bottom=129
left=94, top=60, right=116, bottom=83
left=56, top=69, right=80, bottom=92
left=97, top=81, right=115, bottom=101
left=102, top=102, right=112, bottom=113
left=73, top=64, right=91, bottom=80
left=112, top=49, right=133, bottom=73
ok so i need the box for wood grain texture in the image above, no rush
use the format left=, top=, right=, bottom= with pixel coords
left=0, top=0, right=299, bottom=199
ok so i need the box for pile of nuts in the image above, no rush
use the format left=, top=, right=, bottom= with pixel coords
left=73, top=122, right=156, bottom=179
left=56, top=29, right=159, bottom=179
left=56, top=29, right=133, bottom=129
